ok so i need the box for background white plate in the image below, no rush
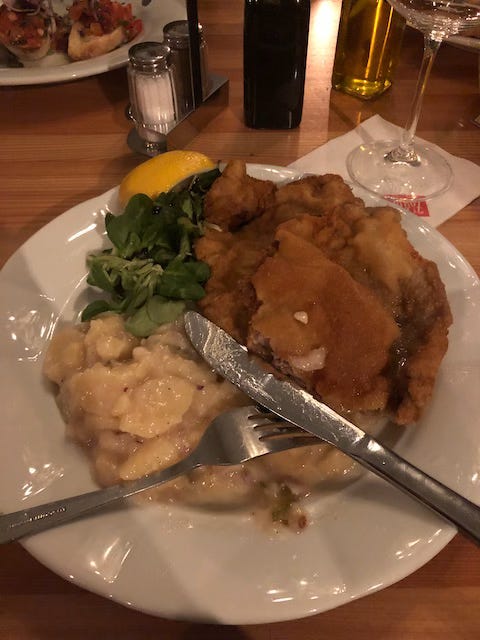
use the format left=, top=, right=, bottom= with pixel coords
left=0, top=0, right=186, bottom=86
left=447, top=34, right=480, bottom=52
left=1, top=165, right=479, bottom=624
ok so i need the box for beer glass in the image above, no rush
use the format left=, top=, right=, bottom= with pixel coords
left=347, top=0, right=480, bottom=201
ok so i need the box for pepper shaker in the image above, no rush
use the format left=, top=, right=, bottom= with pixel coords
left=163, top=20, right=211, bottom=119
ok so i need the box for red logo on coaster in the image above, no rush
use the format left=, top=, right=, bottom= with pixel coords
left=384, top=195, right=430, bottom=217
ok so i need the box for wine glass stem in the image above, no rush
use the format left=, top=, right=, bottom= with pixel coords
left=388, top=34, right=442, bottom=164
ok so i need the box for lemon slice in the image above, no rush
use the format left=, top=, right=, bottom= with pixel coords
left=119, top=150, right=217, bottom=207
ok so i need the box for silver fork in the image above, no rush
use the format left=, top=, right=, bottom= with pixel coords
left=0, top=405, right=317, bottom=544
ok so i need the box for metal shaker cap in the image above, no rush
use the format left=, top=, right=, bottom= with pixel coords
left=128, top=41, right=171, bottom=73
left=163, top=20, right=204, bottom=49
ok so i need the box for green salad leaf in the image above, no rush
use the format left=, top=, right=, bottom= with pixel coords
left=81, top=167, right=220, bottom=337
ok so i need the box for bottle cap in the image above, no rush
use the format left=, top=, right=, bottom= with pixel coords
left=128, top=42, right=171, bottom=73
left=163, top=20, right=204, bottom=49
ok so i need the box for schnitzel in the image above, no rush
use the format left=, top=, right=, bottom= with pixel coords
left=248, top=209, right=452, bottom=423
left=195, top=162, right=362, bottom=342
left=202, top=159, right=277, bottom=230
left=195, top=161, right=452, bottom=425
left=248, top=224, right=400, bottom=415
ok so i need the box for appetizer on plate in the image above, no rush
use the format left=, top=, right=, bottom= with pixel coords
left=0, top=0, right=56, bottom=61
left=0, top=0, right=142, bottom=65
left=67, top=0, right=142, bottom=60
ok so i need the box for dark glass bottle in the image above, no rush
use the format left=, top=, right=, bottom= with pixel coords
left=244, top=0, right=310, bottom=129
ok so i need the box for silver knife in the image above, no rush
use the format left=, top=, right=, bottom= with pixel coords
left=184, top=310, right=480, bottom=545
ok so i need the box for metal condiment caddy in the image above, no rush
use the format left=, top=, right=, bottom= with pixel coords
left=126, top=2, right=228, bottom=156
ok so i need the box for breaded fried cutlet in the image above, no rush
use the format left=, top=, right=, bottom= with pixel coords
left=248, top=211, right=452, bottom=424
left=195, top=161, right=452, bottom=425
left=248, top=226, right=401, bottom=415
left=196, top=170, right=363, bottom=341
left=202, top=159, right=276, bottom=231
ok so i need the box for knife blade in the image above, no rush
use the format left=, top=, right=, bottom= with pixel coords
left=184, top=310, right=480, bottom=544
left=184, top=310, right=368, bottom=453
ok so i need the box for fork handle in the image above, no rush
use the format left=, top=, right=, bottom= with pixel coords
left=0, top=455, right=198, bottom=544
left=351, top=435, right=480, bottom=544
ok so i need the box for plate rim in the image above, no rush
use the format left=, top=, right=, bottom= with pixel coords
left=446, top=34, right=480, bottom=52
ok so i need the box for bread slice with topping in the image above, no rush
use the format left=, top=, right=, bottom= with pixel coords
left=67, top=20, right=124, bottom=60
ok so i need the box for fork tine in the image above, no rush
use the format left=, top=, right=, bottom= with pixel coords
left=245, top=406, right=311, bottom=438
left=246, top=406, right=295, bottom=426
left=255, top=423, right=310, bottom=438
left=242, top=406, right=321, bottom=446
left=199, top=404, right=321, bottom=466
left=260, top=435, right=321, bottom=455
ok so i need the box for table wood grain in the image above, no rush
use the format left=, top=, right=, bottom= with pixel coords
left=1, top=1, right=479, bottom=637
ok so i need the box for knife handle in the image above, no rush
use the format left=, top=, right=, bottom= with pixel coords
left=352, top=434, right=480, bottom=544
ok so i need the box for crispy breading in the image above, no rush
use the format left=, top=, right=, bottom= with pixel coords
left=195, top=226, right=268, bottom=343
left=196, top=171, right=362, bottom=342
left=248, top=227, right=401, bottom=414
left=195, top=230, right=262, bottom=342
left=195, top=161, right=452, bottom=425
left=273, top=173, right=362, bottom=217
left=203, top=159, right=276, bottom=231
left=251, top=211, right=452, bottom=423
left=240, top=172, right=362, bottom=237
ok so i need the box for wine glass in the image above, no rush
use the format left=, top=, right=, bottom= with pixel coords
left=347, top=0, right=480, bottom=202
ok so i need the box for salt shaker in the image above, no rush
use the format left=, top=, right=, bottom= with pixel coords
left=127, top=42, right=178, bottom=153
left=163, top=20, right=210, bottom=119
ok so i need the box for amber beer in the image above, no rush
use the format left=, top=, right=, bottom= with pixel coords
left=332, top=0, right=406, bottom=100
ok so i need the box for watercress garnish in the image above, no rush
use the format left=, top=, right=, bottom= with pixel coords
left=81, top=168, right=220, bottom=337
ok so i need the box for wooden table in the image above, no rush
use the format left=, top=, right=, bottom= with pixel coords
left=1, top=1, right=479, bottom=638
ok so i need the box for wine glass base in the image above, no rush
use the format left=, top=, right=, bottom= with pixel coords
left=347, top=139, right=453, bottom=201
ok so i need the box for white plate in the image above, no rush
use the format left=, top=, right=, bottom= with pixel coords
left=447, top=34, right=480, bottom=52
left=1, top=165, right=479, bottom=624
left=0, top=0, right=186, bottom=86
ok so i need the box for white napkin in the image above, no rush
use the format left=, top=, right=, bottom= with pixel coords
left=289, top=115, right=480, bottom=228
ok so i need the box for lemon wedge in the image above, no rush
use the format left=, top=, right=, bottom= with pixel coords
left=119, top=150, right=217, bottom=207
